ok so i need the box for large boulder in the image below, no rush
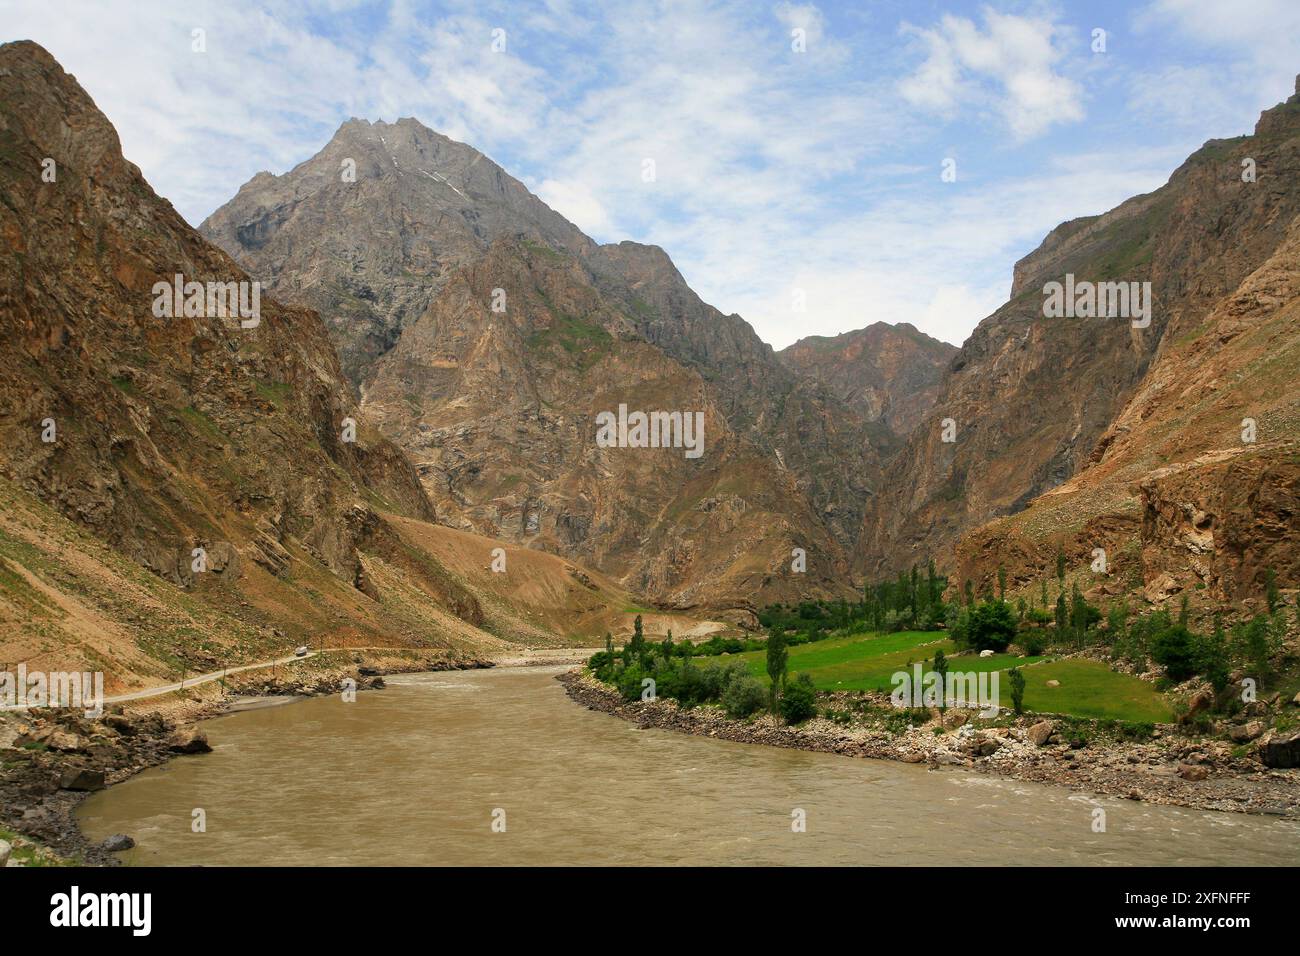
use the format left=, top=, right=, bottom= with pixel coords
left=104, top=714, right=137, bottom=737
left=1027, top=720, right=1055, bottom=747
left=1229, top=721, right=1266, bottom=743
left=59, top=768, right=105, bottom=791
left=1260, top=729, right=1300, bottom=769
left=167, top=727, right=212, bottom=754
left=0, top=839, right=10, bottom=867
left=45, top=731, right=84, bottom=752
left=99, top=834, right=135, bottom=852
left=1177, top=763, right=1209, bottom=781
left=1184, top=687, right=1215, bottom=720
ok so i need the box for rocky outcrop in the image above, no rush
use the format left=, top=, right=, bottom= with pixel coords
left=778, top=322, right=957, bottom=443
left=896, top=79, right=1300, bottom=603
left=1262, top=729, right=1300, bottom=769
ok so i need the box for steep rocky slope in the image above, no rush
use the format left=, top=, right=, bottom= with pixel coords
left=778, top=322, right=957, bottom=444
left=199, top=116, right=592, bottom=385
left=0, top=41, right=649, bottom=689
left=858, top=79, right=1300, bottom=589
left=201, top=118, right=910, bottom=606
left=359, top=234, right=856, bottom=611
left=952, top=205, right=1300, bottom=609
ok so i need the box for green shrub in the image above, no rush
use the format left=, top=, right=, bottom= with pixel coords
left=617, top=664, right=650, bottom=702
left=961, top=600, right=1017, bottom=652
left=779, top=673, right=818, bottom=724
left=1152, top=624, right=1197, bottom=681
left=722, top=674, right=767, bottom=718
left=1007, top=666, right=1026, bottom=715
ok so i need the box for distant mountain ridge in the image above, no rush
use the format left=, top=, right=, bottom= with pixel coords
left=201, top=117, right=957, bottom=608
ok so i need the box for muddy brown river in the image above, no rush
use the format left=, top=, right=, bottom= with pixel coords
left=78, top=667, right=1300, bottom=865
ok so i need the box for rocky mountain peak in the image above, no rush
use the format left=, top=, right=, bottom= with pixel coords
left=778, top=322, right=957, bottom=440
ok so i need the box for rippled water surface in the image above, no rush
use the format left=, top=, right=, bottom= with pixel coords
left=78, top=667, right=1300, bottom=865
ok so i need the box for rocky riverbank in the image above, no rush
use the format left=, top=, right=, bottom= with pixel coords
left=558, top=670, right=1300, bottom=818
left=0, top=651, right=494, bottom=865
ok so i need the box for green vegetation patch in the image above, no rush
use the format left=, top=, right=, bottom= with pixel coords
left=527, top=313, right=613, bottom=370
left=1021, top=659, right=1173, bottom=722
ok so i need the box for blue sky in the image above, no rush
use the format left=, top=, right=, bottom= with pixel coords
left=4, top=0, right=1298, bottom=347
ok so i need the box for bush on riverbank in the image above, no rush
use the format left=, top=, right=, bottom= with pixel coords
left=589, top=646, right=818, bottom=723
left=779, top=673, right=817, bottom=724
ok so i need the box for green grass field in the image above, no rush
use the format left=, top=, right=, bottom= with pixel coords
left=1018, top=659, right=1173, bottom=722
left=720, top=629, right=1172, bottom=723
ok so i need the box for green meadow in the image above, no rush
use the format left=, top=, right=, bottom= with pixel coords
left=718, top=629, right=1172, bottom=723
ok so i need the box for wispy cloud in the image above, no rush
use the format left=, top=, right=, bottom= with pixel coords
left=0, top=0, right=1292, bottom=349
left=898, top=8, right=1085, bottom=140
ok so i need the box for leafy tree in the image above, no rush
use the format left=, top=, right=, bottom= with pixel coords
left=1152, top=624, right=1197, bottom=681
left=626, top=614, right=648, bottom=666
left=1055, top=551, right=1066, bottom=593
left=1106, top=600, right=1128, bottom=640
left=1240, top=614, right=1272, bottom=677
left=1007, top=667, right=1026, bottom=715
left=909, top=565, right=919, bottom=626
left=932, top=649, right=950, bottom=710
left=660, top=630, right=674, bottom=659
left=1039, top=578, right=1049, bottom=610
left=1068, top=583, right=1100, bottom=645
left=616, top=664, right=649, bottom=702
left=997, top=565, right=1007, bottom=602
left=963, top=600, right=1017, bottom=652
left=1054, top=593, right=1068, bottom=636
left=964, top=579, right=975, bottom=608
left=1265, top=568, right=1280, bottom=614
left=765, top=629, right=788, bottom=714
left=779, top=673, right=818, bottom=724
left=1195, top=620, right=1230, bottom=693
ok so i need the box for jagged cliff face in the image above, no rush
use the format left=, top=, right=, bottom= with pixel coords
left=0, top=41, right=644, bottom=687
left=0, top=41, right=434, bottom=579
left=359, top=236, right=853, bottom=611
left=857, top=81, right=1300, bottom=586
left=778, top=323, right=957, bottom=445
left=923, top=84, right=1300, bottom=613
left=201, top=118, right=901, bottom=607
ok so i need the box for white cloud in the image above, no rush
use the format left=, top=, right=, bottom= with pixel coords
left=669, top=145, right=1184, bottom=348
left=899, top=9, right=1085, bottom=139
left=0, top=0, right=1240, bottom=354
left=535, top=177, right=611, bottom=235
left=1133, top=0, right=1300, bottom=123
